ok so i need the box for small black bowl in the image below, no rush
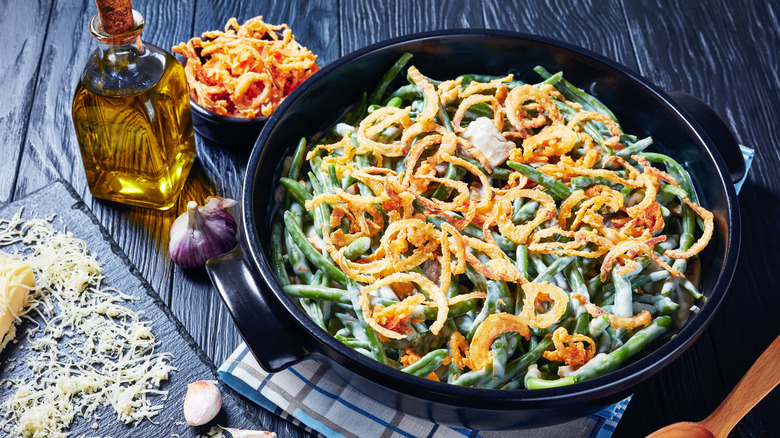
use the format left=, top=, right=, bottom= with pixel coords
left=190, top=98, right=268, bottom=149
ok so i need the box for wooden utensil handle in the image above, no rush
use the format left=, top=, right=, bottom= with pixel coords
left=701, top=335, right=780, bottom=437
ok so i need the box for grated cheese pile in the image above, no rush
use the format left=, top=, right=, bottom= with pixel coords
left=0, top=209, right=176, bottom=437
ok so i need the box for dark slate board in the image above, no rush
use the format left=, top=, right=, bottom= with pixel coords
left=0, top=180, right=266, bottom=437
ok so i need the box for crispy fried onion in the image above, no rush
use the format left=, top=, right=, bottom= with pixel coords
left=460, top=74, right=514, bottom=98
left=567, top=185, right=625, bottom=231
left=361, top=272, right=448, bottom=339
left=399, top=347, right=422, bottom=367
left=633, top=155, right=681, bottom=186
left=527, top=227, right=613, bottom=258
left=356, top=106, right=413, bottom=160
left=438, top=77, right=464, bottom=103
left=567, top=111, right=623, bottom=149
left=407, top=66, right=441, bottom=123
left=558, top=189, right=587, bottom=229
left=505, top=84, right=564, bottom=137
left=542, top=327, right=596, bottom=367
left=572, top=293, right=652, bottom=330
left=401, top=121, right=458, bottom=185
left=372, top=293, right=426, bottom=338
left=468, top=313, right=531, bottom=370
left=462, top=235, right=526, bottom=283
left=380, top=219, right=439, bottom=273
left=519, top=282, right=570, bottom=329
left=600, top=239, right=683, bottom=281
left=664, top=197, right=714, bottom=260
left=521, top=124, right=579, bottom=162
left=495, top=187, right=557, bottom=245
left=452, top=94, right=503, bottom=131
left=449, top=331, right=471, bottom=370
left=541, top=164, right=641, bottom=189
left=626, top=173, right=660, bottom=218
left=306, top=188, right=385, bottom=243
left=415, top=153, right=494, bottom=230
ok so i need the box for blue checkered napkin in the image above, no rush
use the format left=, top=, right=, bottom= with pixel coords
left=735, top=145, right=754, bottom=194
left=218, top=344, right=631, bottom=438
left=218, top=147, right=754, bottom=438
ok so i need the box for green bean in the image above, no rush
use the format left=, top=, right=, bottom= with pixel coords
left=342, top=92, right=368, bottom=126
left=491, top=334, right=510, bottom=378
left=284, top=205, right=314, bottom=283
left=369, top=52, right=414, bottom=105
left=451, top=363, right=494, bottom=387
left=602, top=270, right=670, bottom=295
left=533, top=256, right=575, bottom=283
left=388, top=83, right=423, bottom=102
left=284, top=285, right=480, bottom=321
left=573, top=311, right=591, bottom=335
left=305, top=172, right=332, bottom=239
left=513, top=201, right=540, bottom=223
left=467, top=280, right=502, bottom=340
left=345, top=283, right=388, bottom=364
left=616, top=136, right=653, bottom=158
left=344, top=236, right=371, bottom=260
left=464, top=263, right=488, bottom=294
left=485, top=336, right=554, bottom=389
left=337, top=337, right=372, bottom=350
left=506, top=161, right=575, bottom=200
left=525, top=366, right=577, bottom=389
left=533, top=66, right=619, bottom=123
left=459, top=156, right=512, bottom=180
left=280, top=177, right=313, bottom=204
left=641, top=152, right=699, bottom=204
left=284, top=285, right=351, bottom=304
left=286, top=138, right=308, bottom=182
left=612, top=269, right=633, bottom=318
left=400, top=349, right=448, bottom=377
left=565, top=261, right=588, bottom=298
left=427, top=215, right=517, bottom=253
left=459, top=73, right=525, bottom=87
left=431, top=165, right=467, bottom=200
left=526, top=316, right=671, bottom=388
left=283, top=211, right=349, bottom=286
left=270, top=218, right=291, bottom=287
left=328, top=163, right=340, bottom=189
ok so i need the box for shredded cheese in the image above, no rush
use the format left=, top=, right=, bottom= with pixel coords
left=0, top=209, right=176, bottom=437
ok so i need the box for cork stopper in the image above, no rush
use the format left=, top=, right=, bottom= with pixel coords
left=95, top=0, right=134, bottom=35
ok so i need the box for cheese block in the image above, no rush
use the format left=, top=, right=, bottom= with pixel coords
left=0, top=255, right=35, bottom=351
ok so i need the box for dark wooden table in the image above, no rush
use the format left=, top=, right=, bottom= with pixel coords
left=2, top=0, right=778, bottom=436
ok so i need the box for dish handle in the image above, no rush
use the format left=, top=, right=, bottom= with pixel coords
left=206, top=245, right=308, bottom=372
left=667, top=91, right=746, bottom=184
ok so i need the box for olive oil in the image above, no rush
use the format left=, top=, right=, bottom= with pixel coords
left=72, top=50, right=195, bottom=210
left=72, top=7, right=195, bottom=210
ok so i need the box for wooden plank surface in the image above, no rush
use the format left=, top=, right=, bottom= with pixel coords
left=2, top=0, right=778, bottom=437
left=0, top=0, right=53, bottom=203
left=483, top=0, right=637, bottom=67
left=616, top=1, right=780, bottom=436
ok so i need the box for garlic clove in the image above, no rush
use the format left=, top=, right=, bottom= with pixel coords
left=221, top=427, right=277, bottom=438
left=183, top=380, right=222, bottom=426
left=169, top=197, right=238, bottom=269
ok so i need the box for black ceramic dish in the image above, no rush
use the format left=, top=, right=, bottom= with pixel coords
left=207, top=30, right=742, bottom=429
left=190, top=98, right=268, bottom=148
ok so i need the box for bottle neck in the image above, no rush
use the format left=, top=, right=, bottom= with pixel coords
left=82, top=9, right=166, bottom=97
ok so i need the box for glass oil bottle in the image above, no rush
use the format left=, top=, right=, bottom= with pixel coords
left=72, top=5, right=195, bottom=210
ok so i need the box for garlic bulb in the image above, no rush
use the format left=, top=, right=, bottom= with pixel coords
left=170, top=197, right=238, bottom=269
left=182, top=380, right=222, bottom=426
